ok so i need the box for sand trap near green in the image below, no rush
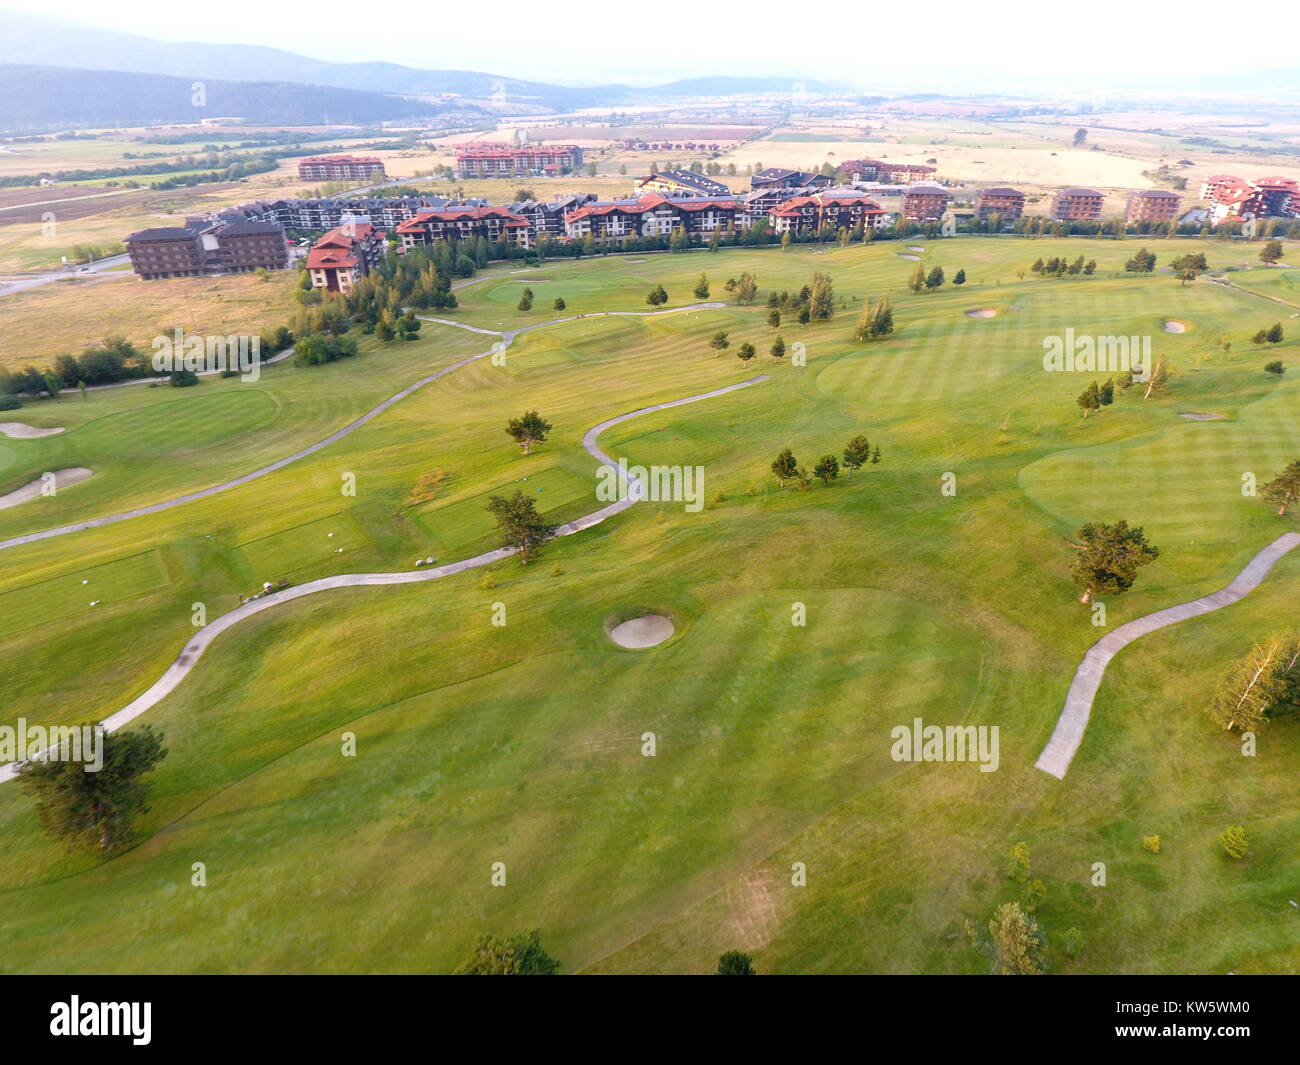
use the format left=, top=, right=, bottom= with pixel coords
left=0, top=422, right=64, bottom=439
left=609, top=614, right=674, bottom=648
left=0, top=467, right=92, bottom=510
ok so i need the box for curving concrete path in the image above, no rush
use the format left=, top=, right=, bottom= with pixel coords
left=0, top=374, right=768, bottom=783
left=0, top=303, right=724, bottom=555
left=1035, top=531, right=1300, bottom=779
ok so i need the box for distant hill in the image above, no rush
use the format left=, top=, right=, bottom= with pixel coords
left=642, top=76, right=852, bottom=98
left=0, top=10, right=625, bottom=111
left=0, top=65, right=459, bottom=132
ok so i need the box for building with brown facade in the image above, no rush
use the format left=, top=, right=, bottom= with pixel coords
left=125, top=219, right=287, bottom=280
left=770, top=191, right=889, bottom=234
left=306, top=223, right=387, bottom=294
left=901, top=184, right=950, bottom=222
left=1125, top=189, right=1181, bottom=223
left=975, top=187, right=1025, bottom=221
left=1051, top=188, right=1104, bottom=221
left=298, top=155, right=387, bottom=182
left=455, top=143, right=584, bottom=178
left=396, top=205, right=532, bottom=248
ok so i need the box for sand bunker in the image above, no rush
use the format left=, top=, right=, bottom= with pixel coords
left=609, top=614, right=674, bottom=649
left=1180, top=412, right=1226, bottom=420
left=899, top=254, right=921, bottom=261
left=966, top=308, right=998, bottom=319
left=0, top=467, right=92, bottom=510
left=0, top=422, right=65, bottom=439
left=1164, top=320, right=1187, bottom=333
left=907, top=245, right=925, bottom=252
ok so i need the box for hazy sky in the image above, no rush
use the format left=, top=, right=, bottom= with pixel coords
left=2, top=0, right=1267, bottom=87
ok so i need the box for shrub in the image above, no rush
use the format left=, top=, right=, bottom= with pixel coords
left=1142, top=835, right=1161, bottom=854
left=1061, top=928, right=1085, bottom=959
left=0, top=394, right=21, bottom=410
left=1265, top=360, right=1285, bottom=375
left=1217, top=826, right=1248, bottom=859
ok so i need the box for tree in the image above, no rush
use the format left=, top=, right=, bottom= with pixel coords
left=908, top=263, right=926, bottom=293
left=717, top=951, right=756, bottom=975
left=1077, top=381, right=1101, bottom=418
left=809, top=271, right=834, bottom=319
left=952, top=268, right=966, bottom=286
left=1125, top=247, right=1156, bottom=273
left=770, top=335, right=786, bottom=359
left=487, top=491, right=556, bottom=564
left=1265, top=360, right=1285, bottom=375
left=1217, top=826, right=1248, bottom=860
left=18, top=725, right=167, bottom=851
left=1073, top=127, right=1088, bottom=147
left=1266, top=323, right=1284, bottom=344
left=553, top=297, right=566, bottom=311
left=517, top=287, right=534, bottom=312
left=735, top=272, right=759, bottom=305
left=455, top=930, right=561, bottom=974
left=1006, top=841, right=1031, bottom=883
left=692, top=274, right=710, bottom=300
left=1262, top=460, right=1300, bottom=515
left=505, top=410, right=553, bottom=454
left=924, top=265, right=945, bottom=290
left=813, top=453, right=839, bottom=484
left=646, top=285, right=668, bottom=307
left=708, top=331, right=730, bottom=357
left=986, top=902, right=1046, bottom=975
left=737, top=341, right=756, bottom=365
left=1260, top=239, right=1284, bottom=264
left=1142, top=357, right=1170, bottom=399
left=843, top=434, right=872, bottom=473
left=771, top=448, right=798, bottom=486
left=1170, top=252, right=1207, bottom=285
left=1067, top=520, right=1159, bottom=604
left=1209, top=632, right=1300, bottom=732
left=854, top=296, right=894, bottom=342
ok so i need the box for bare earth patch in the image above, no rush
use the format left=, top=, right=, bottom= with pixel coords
left=1180, top=412, right=1227, bottom=420
left=0, top=467, right=92, bottom=510
left=609, top=614, right=675, bottom=648
left=0, top=422, right=65, bottom=438
left=966, top=308, right=998, bottom=319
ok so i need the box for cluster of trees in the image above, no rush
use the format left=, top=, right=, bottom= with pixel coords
left=1029, top=255, right=1097, bottom=278
left=1251, top=323, right=1285, bottom=345
left=763, top=273, right=830, bottom=324
left=853, top=296, right=895, bottom=342
left=966, top=841, right=1078, bottom=974
left=0, top=335, right=149, bottom=397
left=455, top=930, right=561, bottom=975
left=645, top=284, right=670, bottom=307
left=771, top=435, right=881, bottom=489
left=907, top=263, right=965, bottom=292
left=1124, top=247, right=1157, bottom=273
left=1076, top=358, right=1170, bottom=416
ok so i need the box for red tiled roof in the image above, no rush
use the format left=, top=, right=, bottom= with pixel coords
left=397, top=206, right=529, bottom=231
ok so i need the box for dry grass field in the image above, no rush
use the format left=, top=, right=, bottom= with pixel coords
left=0, top=270, right=299, bottom=369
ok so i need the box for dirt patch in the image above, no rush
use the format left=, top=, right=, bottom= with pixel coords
left=1180, top=412, right=1227, bottom=420
left=0, top=467, right=92, bottom=510
left=609, top=614, right=674, bottom=648
left=966, top=308, right=997, bottom=319
left=0, top=422, right=64, bottom=438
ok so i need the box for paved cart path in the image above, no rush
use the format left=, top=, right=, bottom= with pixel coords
left=0, top=374, right=767, bottom=783
left=1035, top=532, right=1300, bottom=779
left=0, top=303, right=724, bottom=554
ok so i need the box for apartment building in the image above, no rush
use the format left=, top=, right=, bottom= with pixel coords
left=769, top=191, right=889, bottom=234
left=975, top=186, right=1025, bottom=221
left=306, top=223, right=387, bottom=294
left=563, top=195, right=685, bottom=240
left=1125, top=189, right=1181, bottom=224
left=508, top=194, right=597, bottom=238
left=125, top=219, right=287, bottom=280
left=751, top=167, right=833, bottom=190
left=636, top=169, right=732, bottom=197
left=842, top=159, right=938, bottom=184
left=455, top=143, right=584, bottom=178
left=901, top=184, right=950, bottom=222
left=1051, top=188, right=1104, bottom=221
left=396, top=205, right=533, bottom=248
left=298, top=155, right=387, bottom=182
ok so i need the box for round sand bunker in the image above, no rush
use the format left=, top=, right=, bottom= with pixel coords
left=1164, top=320, right=1187, bottom=333
left=966, top=308, right=997, bottom=318
left=609, top=614, right=674, bottom=649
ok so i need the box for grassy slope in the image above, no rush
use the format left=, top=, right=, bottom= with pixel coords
left=0, top=238, right=1297, bottom=974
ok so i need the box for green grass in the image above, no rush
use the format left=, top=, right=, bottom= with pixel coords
left=0, top=237, right=1297, bottom=975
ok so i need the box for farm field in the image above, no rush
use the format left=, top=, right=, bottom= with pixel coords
left=0, top=237, right=1297, bottom=975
